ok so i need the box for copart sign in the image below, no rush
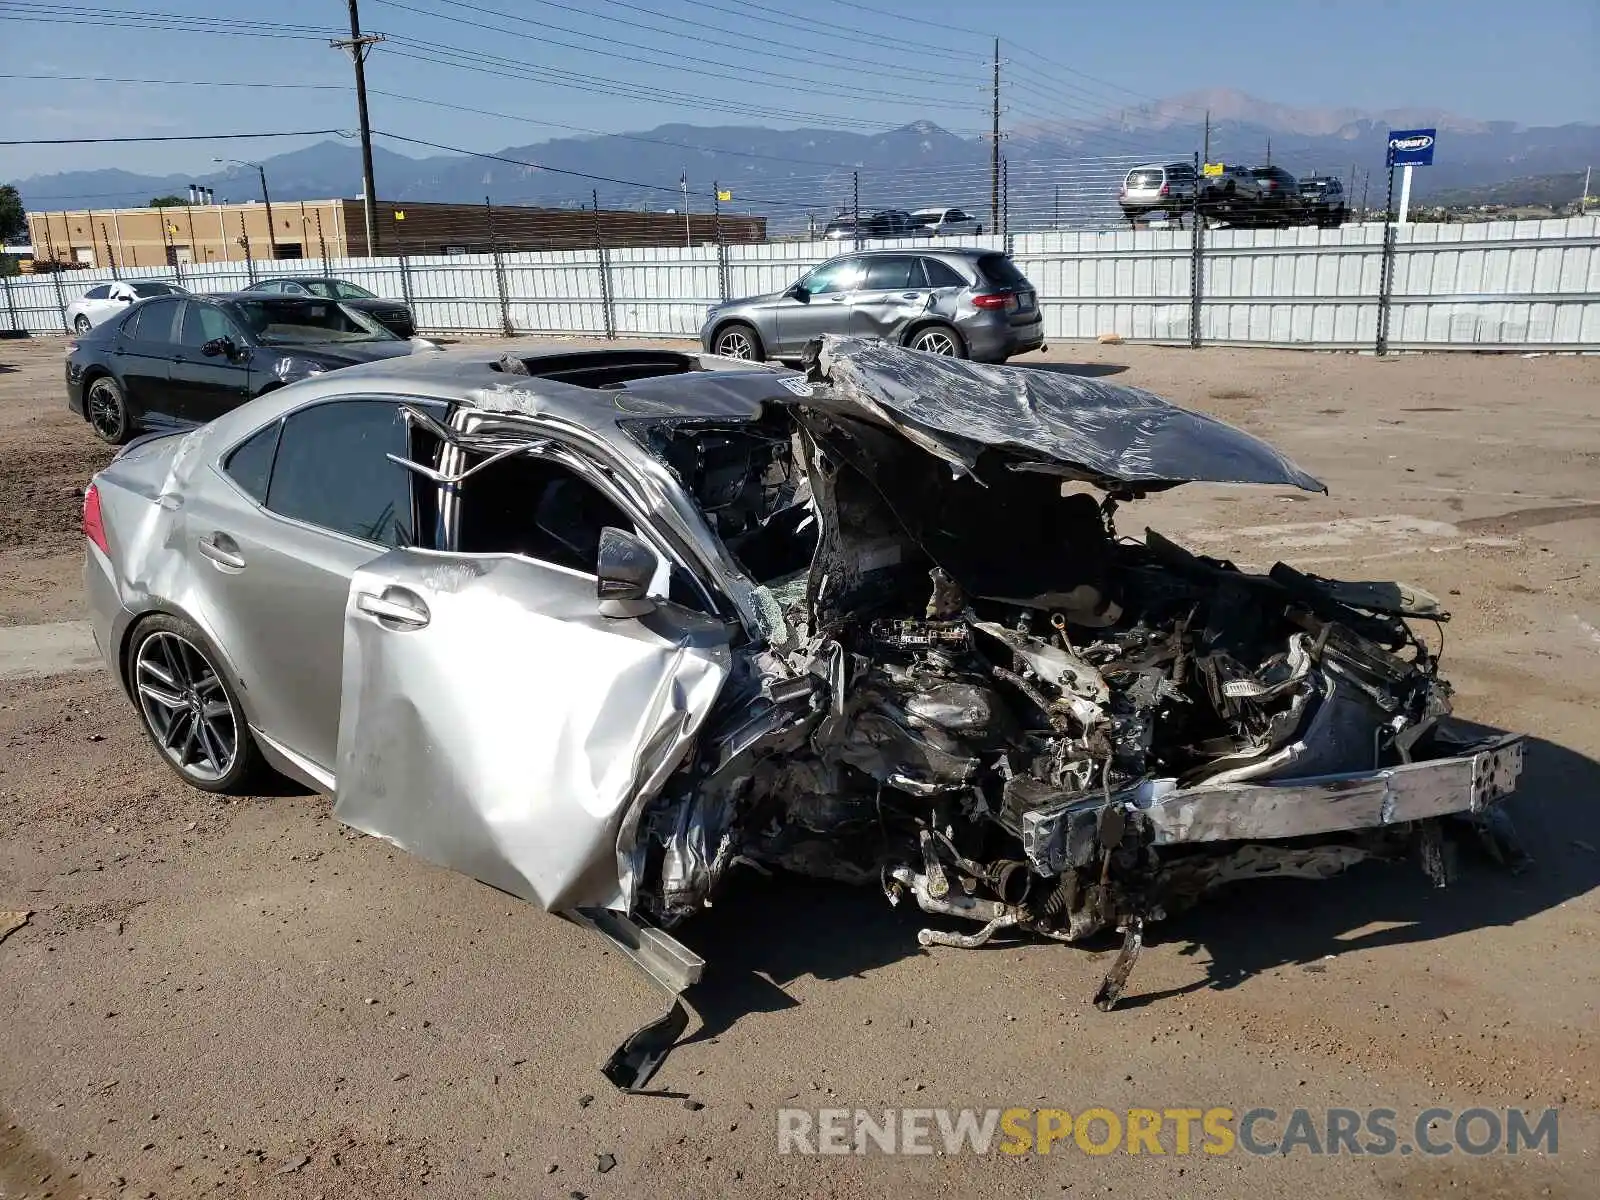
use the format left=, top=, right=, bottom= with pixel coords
left=1388, top=128, right=1437, bottom=166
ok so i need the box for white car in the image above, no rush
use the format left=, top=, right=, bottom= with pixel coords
left=911, top=207, right=984, bottom=236
left=66, top=280, right=189, bottom=333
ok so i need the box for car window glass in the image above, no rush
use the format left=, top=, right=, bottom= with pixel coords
left=455, top=451, right=629, bottom=574
left=332, top=281, right=377, bottom=299
left=265, top=401, right=417, bottom=546
left=948, top=210, right=968, bottom=222
left=130, top=282, right=175, bottom=298
left=178, top=302, right=243, bottom=349
left=803, top=258, right=864, bottom=295
left=282, top=281, right=311, bottom=296
left=862, top=256, right=917, bottom=290
left=84, top=285, right=111, bottom=301
left=223, top=420, right=281, bottom=505
left=453, top=448, right=703, bottom=608
left=127, top=298, right=179, bottom=343
left=922, top=258, right=969, bottom=289
left=977, top=254, right=1029, bottom=289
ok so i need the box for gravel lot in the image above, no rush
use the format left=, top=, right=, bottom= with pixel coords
left=1, top=332, right=1596, bottom=1199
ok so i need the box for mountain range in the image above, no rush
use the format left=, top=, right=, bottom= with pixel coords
left=11, top=90, right=1597, bottom=228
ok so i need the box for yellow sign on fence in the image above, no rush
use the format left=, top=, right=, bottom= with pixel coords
left=1202, top=162, right=1225, bottom=177
left=716, top=190, right=732, bottom=202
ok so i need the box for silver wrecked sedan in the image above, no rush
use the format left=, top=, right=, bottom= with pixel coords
left=83, top=337, right=1525, bottom=1082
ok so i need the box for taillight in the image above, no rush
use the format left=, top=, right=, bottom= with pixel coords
left=971, top=293, right=1010, bottom=310
left=83, top=482, right=109, bottom=555
left=1159, top=183, right=1170, bottom=196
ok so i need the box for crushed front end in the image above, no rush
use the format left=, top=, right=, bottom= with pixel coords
left=623, top=339, right=1527, bottom=1008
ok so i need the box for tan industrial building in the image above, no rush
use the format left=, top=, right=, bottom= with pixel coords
left=27, top=199, right=767, bottom=269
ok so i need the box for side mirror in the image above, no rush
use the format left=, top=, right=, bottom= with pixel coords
left=201, top=336, right=234, bottom=359
left=119, top=295, right=134, bottom=303
left=596, top=526, right=658, bottom=618
left=786, top=283, right=810, bottom=303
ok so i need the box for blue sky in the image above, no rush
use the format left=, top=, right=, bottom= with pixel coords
left=3, top=0, right=1596, bottom=182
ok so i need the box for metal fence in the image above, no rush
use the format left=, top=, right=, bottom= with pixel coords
left=4, top=217, right=1596, bottom=352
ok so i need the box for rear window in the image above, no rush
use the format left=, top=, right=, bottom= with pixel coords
left=1127, top=169, right=1162, bottom=189
left=976, top=254, right=1029, bottom=290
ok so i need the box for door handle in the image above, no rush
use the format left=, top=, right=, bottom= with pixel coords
left=828, top=294, right=848, bottom=302
left=901, top=292, right=924, bottom=299
left=197, top=532, right=246, bottom=570
left=356, top=587, right=430, bottom=630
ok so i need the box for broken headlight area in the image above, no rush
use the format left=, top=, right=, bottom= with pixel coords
left=626, top=365, right=1525, bottom=1011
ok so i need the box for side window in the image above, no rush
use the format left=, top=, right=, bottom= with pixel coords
left=456, top=452, right=630, bottom=574
left=223, top=420, right=281, bottom=505
left=265, top=401, right=417, bottom=546
left=862, top=256, right=917, bottom=290
left=251, top=281, right=279, bottom=294
left=921, top=258, right=969, bottom=289
left=126, top=297, right=179, bottom=343
left=178, top=302, right=243, bottom=349
left=454, top=449, right=703, bottom=608
left=85, top=285, right=112, bottom=301
left=282, top=281, right=310, bottom=296
left=948, top=210, right=969, bottom=223
left=803, top=258, right=865, bottom=295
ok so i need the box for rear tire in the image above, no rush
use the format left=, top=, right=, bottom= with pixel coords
left=85, top=374, right=132, bottom=445
left=712, top=321, right=764, bottom=361
left=906, top=323, right=966, bottom=358
left=125, top=613, right=265, bottom=795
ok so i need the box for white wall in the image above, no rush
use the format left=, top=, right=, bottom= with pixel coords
left=4, top=218, right=1596, bottom=351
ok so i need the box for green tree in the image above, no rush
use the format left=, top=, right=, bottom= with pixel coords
left=149, top=195, right=186, bottom=208
left=0, top=184, right=24, bottom=239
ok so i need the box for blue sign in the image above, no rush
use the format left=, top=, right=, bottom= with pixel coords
left=1387, top=128, right=1437, bottom=167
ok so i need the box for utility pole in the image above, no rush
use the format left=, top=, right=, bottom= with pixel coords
left=1265, top=136, right=1271, bottom=167
left=1203, top=110, right=1211, bottom=163
left=332, top=0, right=385, bottom=257
left=1583, top=166, right=1592, bottom=215
left=680, top=171, right=690, bottom=247
left=989, top=37, right=1001, bottom=233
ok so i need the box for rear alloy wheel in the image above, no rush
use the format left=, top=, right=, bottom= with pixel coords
left=909, top=325, right=964, bottom=357
left=85, top=375, right=130, bottom=445
left=713, top=323, right=762, bottom=360
left=129, top=616, right=261, bottom=793
left=73, top=315, right=92, bottom=334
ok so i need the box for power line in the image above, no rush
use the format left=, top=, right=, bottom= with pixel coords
left=0, top=72, right=345, bottom=90
left=381, top=40, right=987, bottom=135
left=0, top=130, right=349, bottom=146
left=368, top=0, right=977, bottom=88
left=369, top=0, right=976, bottom=112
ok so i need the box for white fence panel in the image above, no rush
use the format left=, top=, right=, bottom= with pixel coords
left=5, top=218, right=1597, bottom=349
left=504, top=250, right=607, bottom=336
left=609, top=244, right=721, bottom=337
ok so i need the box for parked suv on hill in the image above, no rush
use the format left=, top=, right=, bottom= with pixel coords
left=1296, top=176, right=1349, bottom=227
left=1248, top=166, right=1302, bottom=225
left=700, top=247, right=1043, bottom=363
left=1118, top=162, right=1198, bottom=222
left=822, top=210, right=931, bottom=241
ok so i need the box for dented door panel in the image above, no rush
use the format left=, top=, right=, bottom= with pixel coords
left=333, top=550, right=732, bottom=913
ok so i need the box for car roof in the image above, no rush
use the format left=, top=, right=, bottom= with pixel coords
left=253, top=276, right=341, bottom=284
left=838, top=246, right=993, bottom=260
left=199, top=346, right=812, bottom=449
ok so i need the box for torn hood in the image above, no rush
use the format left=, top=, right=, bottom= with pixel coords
left=809, top=336, right=1326, bottom=494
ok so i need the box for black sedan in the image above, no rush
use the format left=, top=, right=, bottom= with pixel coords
left=66, top=292, right=431, bottom=445
left=243, top=276, right=416, bottom=337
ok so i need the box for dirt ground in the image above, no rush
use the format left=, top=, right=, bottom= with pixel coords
left=0, top=332, right=1596, bottom=1199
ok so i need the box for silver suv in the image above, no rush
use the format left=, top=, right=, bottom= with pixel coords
left=700, top=247, right=1044, bottom=363
left=1119, top=162, right=1198, bottom=220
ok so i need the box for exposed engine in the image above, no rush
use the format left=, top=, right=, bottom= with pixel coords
left=627, top=356, right=1522, bottom=1010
